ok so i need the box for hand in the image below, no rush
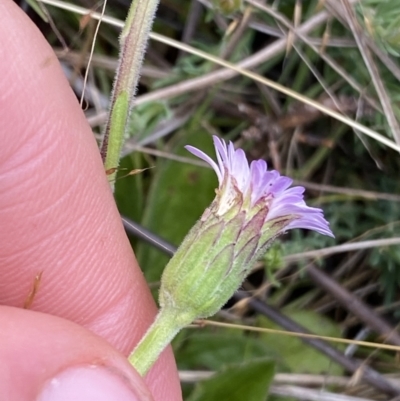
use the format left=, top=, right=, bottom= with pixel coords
left=0, top=2, right=181, bottom=400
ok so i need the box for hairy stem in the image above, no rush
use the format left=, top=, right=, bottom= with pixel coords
left=101, top=0, right=160, bottom=185
left=129, top=307, right=193, bottom=376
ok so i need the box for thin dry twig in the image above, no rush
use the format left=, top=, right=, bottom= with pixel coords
left=284, top=238, right=400, bottom=263
left=306, top=264, right=400, bottom=347
left=294, top=180, right=400, bottom=202
left=269, top=385, right=374, bottom=401
left=180, top=370, right=400, bottom=398
left=233, top=292, right=400, bottom=396
left=180, top=370, right=400, bottom=388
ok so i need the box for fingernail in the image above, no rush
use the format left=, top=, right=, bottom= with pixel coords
left=37, top=366, right=144, bottom=401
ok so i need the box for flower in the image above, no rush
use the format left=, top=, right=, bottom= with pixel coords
left=185, top=135, right=333, bottom=237
left=130, top=137, right=334, bottom=376
left=158, top=136, right=333, bottom=323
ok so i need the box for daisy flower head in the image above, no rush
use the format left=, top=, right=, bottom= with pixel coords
left=159, top=136, right=333, bottom=322
left=129, top=136, right=334, bottom=377
left=185, top=136, right=333, bottom=237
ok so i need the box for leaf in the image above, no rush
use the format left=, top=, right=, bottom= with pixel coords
left=174, top=329, right=280, bottom=371
left=187, top=359, right=275, bottom=401
left=258, top=310, right=344, bottom=375
left=128, top=102, right=171, bottom=143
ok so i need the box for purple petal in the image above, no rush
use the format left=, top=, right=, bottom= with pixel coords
left=185, top=145, right=223, bottom=183
left=186, top=135, right=334, bottom=238
left=231, top=149, right=250, bottom=191
left=287, top=216, right=334, bottom=237
left=213, top=136, right=228, bottom=167
left=269, top=176, right=293, bottom=195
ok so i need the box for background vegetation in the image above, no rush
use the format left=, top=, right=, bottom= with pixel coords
left=23, top=0, right=400, bottom=399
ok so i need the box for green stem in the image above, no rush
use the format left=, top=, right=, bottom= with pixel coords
left=129, top=307, right=192, bottom=376
left=101, top=0, right=160, bottom=186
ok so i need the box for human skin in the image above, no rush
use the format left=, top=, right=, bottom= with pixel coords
left=0, top=1, right=181, bottom=400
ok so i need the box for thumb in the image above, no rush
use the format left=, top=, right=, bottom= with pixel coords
left=0, top=2, right=181, bottom=399
left=0, top=306, right=153, bottom=401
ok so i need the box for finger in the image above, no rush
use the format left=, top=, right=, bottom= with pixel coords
left=0, top=306, right=153, bottom=401
left=0, top=2, right=180, bottom=399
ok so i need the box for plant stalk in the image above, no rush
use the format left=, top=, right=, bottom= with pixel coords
left=128, top=307, right=193, bottom=376
left=101, top=0, right=160, bottom=185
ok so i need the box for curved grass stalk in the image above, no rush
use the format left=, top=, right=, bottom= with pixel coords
left=198, top=319, right=400, bottom=352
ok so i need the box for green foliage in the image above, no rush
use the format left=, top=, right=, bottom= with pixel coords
left=153, top=55, right=212, bottom=91
left=187, top=358, right=275, bottom=401
left=263, top=242, right=285, bottom=288
left=258, top=311, right=344, bottom=375
left=128, top=102, right=171, bottom=142
left=370, top=243, right=400, bottom=304
left=211, top=0, right=243, bottom=16
left=358, top=0, right=400, bottom=57
left=174, top=329, right=280, bottom=371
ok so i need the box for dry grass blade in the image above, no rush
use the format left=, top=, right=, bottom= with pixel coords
left=179, top=371, right=400, bottom=399
left=269, top=385, right=374, bottom=401
left=196, top=319, right=400, bottom=353
left=207, top=300, right=400, bottom=392
left=294, top=180, right=400, bottom=202
left=37, top=0, right=400, bottom=153
left=79, top=0, right=107, bottom=107
left=245, top=0, right=381, bottom=112
left=340, top=0, right=400, bottom=146
left=306, top=264, right=400, bottom=346
left=284, top=238, right=400, bottom=263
